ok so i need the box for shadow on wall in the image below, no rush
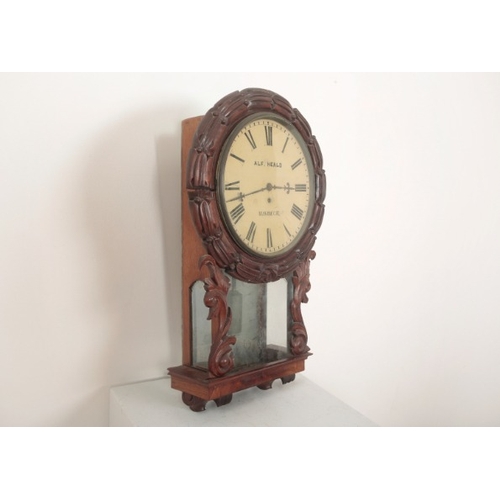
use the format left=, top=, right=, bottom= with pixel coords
left=60, top=105, right=191, bottom=425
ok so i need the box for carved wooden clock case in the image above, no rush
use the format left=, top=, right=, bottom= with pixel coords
left=168, top=88, right=326, bottom=411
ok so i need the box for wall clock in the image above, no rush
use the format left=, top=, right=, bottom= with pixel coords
left=168, top=88, right=326, bottom=411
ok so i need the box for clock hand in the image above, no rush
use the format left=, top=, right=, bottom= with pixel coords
left=225, top=183, right=275, bottom=203
left=272, top=182, right=296, bottom=194
left=226, top=182, right=306, bottom=202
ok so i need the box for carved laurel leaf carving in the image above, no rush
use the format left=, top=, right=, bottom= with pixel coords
left=186, top=88, right=326, bottom=284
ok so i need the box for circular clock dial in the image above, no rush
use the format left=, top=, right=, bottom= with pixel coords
left=217, top=113, right=315, bottom=257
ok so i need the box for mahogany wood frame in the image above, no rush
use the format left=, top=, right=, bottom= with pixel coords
left=186, top=88, right=326, bottom=283
left=169, top=89, right=326, bottom=411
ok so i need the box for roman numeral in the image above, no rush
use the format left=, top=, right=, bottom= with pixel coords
left=230, top=153, right=245, bottom=163
left=245, top=130, right=257, bottom=149
left=282, top=137, right=289, bottom=153
left=291, top=159, right=302, bottom=170
left=230, top=203, right=245, bottom=224
left=265, top=125, right=272, bottom=146
left=225, top=180, right=240, bottom=191
left=291, top=204, right=304, bottom=220
left=295, top=184, right=307, bottom=192
left=267, top=228, right=273, bottom=248
left=246, top=221, right=256, bottom=242
left=283, top=224, right=291, bottom=237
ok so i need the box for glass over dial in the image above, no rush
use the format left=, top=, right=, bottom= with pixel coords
left=217, top=113, right=315, bottom=257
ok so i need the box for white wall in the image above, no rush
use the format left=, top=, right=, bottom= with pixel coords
left=1, top=73, right=499, bottom=426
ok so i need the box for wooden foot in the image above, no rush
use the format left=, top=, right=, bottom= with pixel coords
left=214, top=394, right=233, bottom=407
left=182, top=392, right=207, bottom=412
left=281, top=374, right=296, bottom=385
left=257, top=380, right=274, bottom=390
left=258, top=374, right=295, bottom=390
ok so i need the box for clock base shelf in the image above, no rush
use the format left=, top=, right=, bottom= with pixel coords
left=168, top=355, right=309, bottom=411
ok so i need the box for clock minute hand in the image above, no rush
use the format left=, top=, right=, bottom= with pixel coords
left=226, top=183, right=273, bottom=203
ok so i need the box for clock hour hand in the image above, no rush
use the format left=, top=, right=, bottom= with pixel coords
left=272, top=184, right=288, bottom=192
left=272, top=182, right=301, bottom=194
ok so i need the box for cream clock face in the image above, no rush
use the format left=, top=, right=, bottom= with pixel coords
left=217, top=113, right=315, bottom=257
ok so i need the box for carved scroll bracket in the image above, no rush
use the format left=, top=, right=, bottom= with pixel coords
left=290, top=251, right=316, bottom=355
left=198, top=254, right=236, bottom=377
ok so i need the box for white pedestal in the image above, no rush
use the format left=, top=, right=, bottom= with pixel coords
left=109, top=374, right=376, bottom=426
